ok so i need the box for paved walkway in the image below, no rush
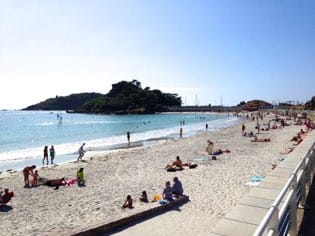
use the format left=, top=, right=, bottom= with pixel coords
left=298, top=175, right=315, bottom=236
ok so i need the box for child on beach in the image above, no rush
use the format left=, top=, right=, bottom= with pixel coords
left=206, top=139, right=214, bottom=155
left=76, top=168, right=85, bottom=187
left=31, top=170, right=39, bottom=187
left=162, top=181, right=173, bottom=201
left=139, top=191, right=149, bottom=203
left=122, top=195, right=133, bottom=209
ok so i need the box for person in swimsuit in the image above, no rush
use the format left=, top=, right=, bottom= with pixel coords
left=23, top=165, right=36, bottom=187
left=43, top=146, right=48, bottom=166
left=49, top=145, right=55, bottom=165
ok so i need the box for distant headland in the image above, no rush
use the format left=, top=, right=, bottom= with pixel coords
left=23, top=80, right=315, bottom=114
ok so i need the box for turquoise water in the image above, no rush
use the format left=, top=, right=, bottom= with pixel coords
left=0, top=110, right=240, bottom=171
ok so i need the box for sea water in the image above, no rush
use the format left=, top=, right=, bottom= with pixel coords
left=0, top=110, right=241, bottom=172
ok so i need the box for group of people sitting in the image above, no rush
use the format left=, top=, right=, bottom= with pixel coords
left=122, top=176, right=184, bottom=209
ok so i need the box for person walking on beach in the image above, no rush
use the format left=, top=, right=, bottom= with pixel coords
left=50, top=145, right=55, bottom=165
left=127, top=131, right=130, bottom=145
left=77, top=143, right=86, bottom=161
left=206, top=123, right=208, bottom=131
left=43, top=146, right=49, bottom=166
left=180, top=127, right=183, bottom=138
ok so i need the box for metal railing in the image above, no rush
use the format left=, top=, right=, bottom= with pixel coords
left=253, top=142, right=315, bottom=236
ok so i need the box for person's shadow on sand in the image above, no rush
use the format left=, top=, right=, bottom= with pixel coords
left=0, top=205, right=13, bottom=212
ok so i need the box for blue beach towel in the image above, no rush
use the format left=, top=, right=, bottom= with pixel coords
left=250, top=175, right=264, bottom=182
left=159, top=200, right=169, bottom=205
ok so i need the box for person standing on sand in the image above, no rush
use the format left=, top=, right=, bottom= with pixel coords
left=206, top=123, right=208, bottom=131
left=77, top=143, right=86, bottom=161
left=127, top=131, right=130, bottom=144
left=76, top=168, right=85, bottom=187
left=180, top=127, right=183, bottom=138
left=43, top=146, right=48, bottom=166
left=242, top=124, right=246, bottom=135
left=23, top=165, right=36, bottom=187
left=206, top=139, right=214, bottom=155
left=50, top=145, right=55, bottom=165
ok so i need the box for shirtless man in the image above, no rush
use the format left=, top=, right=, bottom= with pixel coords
left=23, top=165, right=36, bottom=187
left=165, top=156, right=183, bottom=170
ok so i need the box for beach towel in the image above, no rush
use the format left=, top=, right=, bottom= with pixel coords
left=250, top=175, right=264, bottom=182
left=245, top=175, right=264, bottom=187
left=193, top=156, right=208, bottom=162
left=159, top=200, right=169, bottom=205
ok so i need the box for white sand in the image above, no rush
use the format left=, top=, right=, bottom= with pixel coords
left=0, top=115, right=311, bottom=236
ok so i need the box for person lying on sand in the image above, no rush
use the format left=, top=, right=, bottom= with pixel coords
left=291, top=134, right=302, bottom=142
left=211, top=149, right=231, bottom=155
left=165, top=156, right=183, bottom=171
left=251, top=137, right=271, bottom=142
left=44, top=178, right=67, bottom=189
left=0, top=188, right=14, bottom=204
left=280, top=147, right=294, bottom=154
left=243, top=131, right=256, bottom=137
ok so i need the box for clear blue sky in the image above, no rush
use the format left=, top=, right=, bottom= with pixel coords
left=0, top=0, right=314, bottom=109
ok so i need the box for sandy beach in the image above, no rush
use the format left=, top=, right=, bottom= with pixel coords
left=0, top=114, right=312, bottom=236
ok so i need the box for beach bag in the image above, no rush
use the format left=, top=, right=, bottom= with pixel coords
left=189, top=163, right=198, bottom=169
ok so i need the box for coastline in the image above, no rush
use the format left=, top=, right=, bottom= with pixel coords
left=0, top=114, right=311, bottom=235
left=0, top=111, right=236, bottom=173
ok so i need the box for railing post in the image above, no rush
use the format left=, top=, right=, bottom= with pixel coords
left=268, top=206, right=279, bottom=236
left=289, top=174, right=297, bottom=236
left=300, top=158, right=307, bottom=207
left=310, top=148, right=315, bottom=179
